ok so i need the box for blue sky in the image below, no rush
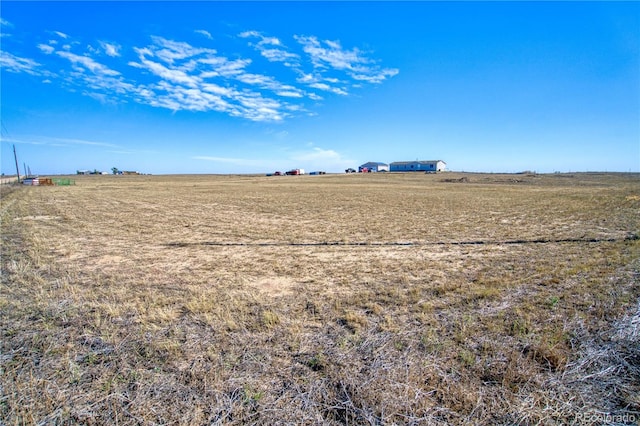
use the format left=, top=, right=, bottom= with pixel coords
left=1, top=1, right=639, bottom=175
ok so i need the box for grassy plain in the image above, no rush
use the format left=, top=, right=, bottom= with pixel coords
left=1, top=172, right=639, bottom=425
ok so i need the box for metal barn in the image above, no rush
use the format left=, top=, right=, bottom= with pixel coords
left=359, top=162, right=389, bottom=172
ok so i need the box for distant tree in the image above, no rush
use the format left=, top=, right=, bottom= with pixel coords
left=111, top=167, right=119, bottom=175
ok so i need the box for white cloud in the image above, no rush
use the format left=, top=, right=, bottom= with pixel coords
left=100, top=41, right=121, bottom=57
left=56, top=51, right=120, bottom=76
left=259, top=48, right=299, bottom=63
left=1, top=17, right=13, bottom=36
left=351, top=67, right=399, bottom=83
left=149, top=82, right=232, bottom=113
left=2, top=25, right=397, bottom=123
left=150, top=36, right=217, bottom=63
left=85, top=92, right=111, bottom=104
left=38, top=44, right=55, bottom=54
left=296, top=35, right=362, bottom=70
left=295, top=35, right=398, bottom=85
left=236, top=72, right=272, bottom=86
left=4, top=135, right=119, bottom=148
left=0, top=51, right=41, bottom=75
left=290, top=146, right=355, bottom=172
left=52, top=137, right=119, bottom=147
left=201, top=82, right=233, bottom=97
left=126, top=38, right=291, bottom=120
left=238, top=30, right=259, bottom=39
left=276, top=90, right=304, bottom=98
left=297, top=72, right=317, bottom=83
left=193, top=145, right=354, bottom=173
left=292, top=147, right=343, bottom=162
left=232, top=92, right=286, bottom=121
left=235, top=72, right=304, bottom=98
left=210, top=58, right=251, bottom=77
left=309, top=82, right=348, bottom=96
left=195, top=29, right=212, bottom=40
left=132, top=52, right=199, bottom=87
left=47, top=44, right=134, bottom=96
left=240, top=30, right=300, bottom=66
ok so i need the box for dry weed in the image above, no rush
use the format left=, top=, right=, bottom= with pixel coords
left=1, top=172, right=639, bottom=425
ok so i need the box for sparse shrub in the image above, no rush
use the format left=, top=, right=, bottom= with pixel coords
left=260, top=309, right=280, bottom=328
left=307, top=353, right=326, bottom=372
left=340, top=310, right=368, bottom=332
left=459, top=348, right=476, bottom=367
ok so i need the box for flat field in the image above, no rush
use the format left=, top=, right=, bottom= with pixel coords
left=1, top=172, right=639, bottom=425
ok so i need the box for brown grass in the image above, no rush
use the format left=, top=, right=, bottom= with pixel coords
left=1, top=172, right=639, bottom=425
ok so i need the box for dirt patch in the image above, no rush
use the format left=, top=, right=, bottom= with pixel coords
left=247, top=276, right=297, bottom=296
left=14, top=215, right=61, bottom=221
left=441, top=176, right=470, bottom=183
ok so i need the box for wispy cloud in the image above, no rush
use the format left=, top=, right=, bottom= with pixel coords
left=195, top=29, right=212, bottom=40
left=242, top=30, right=398, bottom=97
left=125, top=36, right=304, bottom=120
left=292, top=146, right=347, bottom=162
left=195, top=144, right=355, bottom=172
left=131, top=49, right=199, bottom=87
left=0, top=18, right=12, bottom=27
left=296, top=36, right=362, bottom=70
left=2, top=26, right=397, bottom=122
left=295, top=35, right=398, bottom=84
left=150, top=36, right=216, bottom=63
left=291, top=146, right=355, bottom=172
left=0, top=51, right=41, bottom=75
left=309, top=82, right=348, bottom=96
left=54, top=137, right=120, bottom=148
left=240, top=30, right=300, bottom=66
left=2, top=136, right=120, bottom=148
left=100, top=41, right=121, bottom=57
left=57, top=51, right=120, bottom=76
left=38, top=44, right=55, bottom=54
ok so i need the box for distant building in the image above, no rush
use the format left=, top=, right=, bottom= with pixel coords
left=390, top=160, right=446, bottom=172
left=359, top=162, right=389, bottom=172
left=22, top=177, right=40, bottom=185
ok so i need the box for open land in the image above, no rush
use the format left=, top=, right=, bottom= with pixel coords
left=1, top=172, right=639, bottom=425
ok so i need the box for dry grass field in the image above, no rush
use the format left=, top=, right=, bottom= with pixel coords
left=1, top=172, right=639, bottom=425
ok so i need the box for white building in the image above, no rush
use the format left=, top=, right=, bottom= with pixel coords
left=389, top=160, right=446, bottom=172
left=359, top=162, right=389, bottom=172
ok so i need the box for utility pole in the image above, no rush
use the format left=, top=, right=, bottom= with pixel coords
left=13, top=144, right=20, bottom=183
